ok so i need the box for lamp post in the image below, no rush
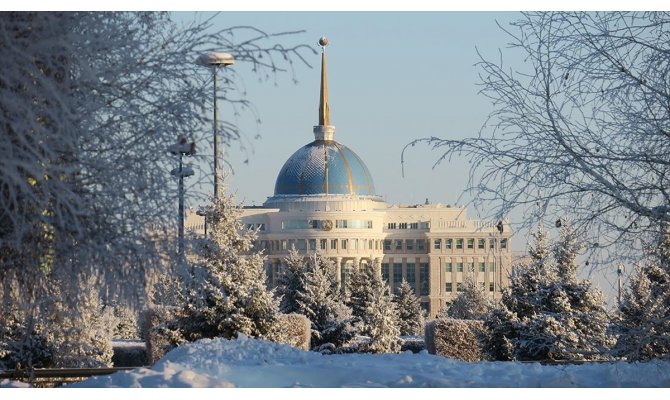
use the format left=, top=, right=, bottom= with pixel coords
left=196, top=51, right=235, bottom=201
left=169, top=137, right=195, bottom=268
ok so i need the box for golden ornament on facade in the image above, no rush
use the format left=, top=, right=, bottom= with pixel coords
left=321, top=219, right=333, bottom=231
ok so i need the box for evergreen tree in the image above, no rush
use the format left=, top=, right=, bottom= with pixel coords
left=616, top=224, right=670, bottom=360
left=394, top=280, right=424, bottom=336
left=347, top=264, right=376, bottom=334
left=447, top=274, right=492, bottom=320
left=485, top=222, right=612, bottom=361
left=110, top=302, right=139, bottom=339
left=276, top=247, right=307, bottom=314
left=172, top=192, right=282, bottom=342
left=295, top=253, right=354, bottom=348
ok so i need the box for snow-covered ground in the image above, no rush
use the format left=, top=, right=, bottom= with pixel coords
left=65, top=335, right=670, bottom=388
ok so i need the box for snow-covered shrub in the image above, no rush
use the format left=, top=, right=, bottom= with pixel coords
left=447, top=274, right=492, bottom=320
left=615, top=224, right=670, bottom=361
left=394, top=280, right=425, bottom=336
left=274, top=313, right=311, bottom=351
left=139, top=305, right=186, bottom=365
left=111, top=340, right=148, bottom=367
left=425, top=319, right=488, bottom=362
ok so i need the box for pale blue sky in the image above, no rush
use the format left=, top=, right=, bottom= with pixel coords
left=178, top=11, right=521, bottom=211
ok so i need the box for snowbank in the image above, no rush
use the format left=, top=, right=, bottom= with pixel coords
left=69, top=335, right=670, bottom=388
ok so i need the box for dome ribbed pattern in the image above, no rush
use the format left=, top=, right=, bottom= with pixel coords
left=273, top=140, right=375, bottom=196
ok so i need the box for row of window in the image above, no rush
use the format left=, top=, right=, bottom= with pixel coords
left=383, top=239, right=426, bottom=252
left=386, top=222, right=430, bottom=230
left=259, top=238, right=380, bottom=252
left=445, top=261, right=496, bottom=273
left=380, top=262, right=430, bottom=296
left=281, top=219, right=373, bottom=230
left=433, top=238, right=508, bottom=250
left=445, top=282, right=495, bottom=292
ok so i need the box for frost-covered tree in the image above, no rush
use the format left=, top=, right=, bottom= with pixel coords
left=174, top=192, right=282, bottom=342
left=43, top=275, right=115, bottom=368
left=447, top=274, right=492, bottom=320
left=394, top=280, right=424, bottom=336
left=109, top=302, right=139, bottom=340
left=347, top=264, right=401, bottom=353
left=485, top=222, right=613, bottom=361
left=276, top=247, right=307, bottom=314
left=407, top=12, right=670, bottom=262
left=616, top=224, right=670, bottom=361
left=296, top=253, right=354, bottom=348
left=0, top=11, right=311, bottom=365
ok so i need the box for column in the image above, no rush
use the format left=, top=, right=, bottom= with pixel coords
left=335, top=257, right=343, bottom=287
left=374, top=257, right=383, bottom=277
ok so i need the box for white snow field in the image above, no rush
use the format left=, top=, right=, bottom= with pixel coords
left=69, top=335, right=670, bottom=388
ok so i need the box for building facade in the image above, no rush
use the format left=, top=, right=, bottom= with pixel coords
left=186, top=37, right=512, bottom=317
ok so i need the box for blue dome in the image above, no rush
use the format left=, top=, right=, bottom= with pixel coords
left=274, top=140, right=375, bottom=196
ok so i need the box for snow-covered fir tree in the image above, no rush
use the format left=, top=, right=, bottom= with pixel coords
left=43, top=275, right=115, bottom=368
left=347, top=264, right=401, bottom=353
left=295, top=253, right=355, bottom=349
left=616, top=223, right=670, bottom=361
left=183, top=193, right=282, bottom=341
left=447, top=273, right=492, bottom=320
left=276, top=247, right=307, bottom=314
left=485, top=222, right=613, bottom=361
left=394, top=280, right=425, bottom=336
left=109, top=302, right=139, bottom=339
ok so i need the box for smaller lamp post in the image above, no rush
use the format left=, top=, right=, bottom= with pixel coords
left=168, top=137, right=195, bottom=268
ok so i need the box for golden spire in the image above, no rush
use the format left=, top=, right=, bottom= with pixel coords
left=318, top=36, right=330, bottom=126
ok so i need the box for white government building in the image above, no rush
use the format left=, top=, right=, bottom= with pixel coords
left=186, top=37, right=512, bottom=317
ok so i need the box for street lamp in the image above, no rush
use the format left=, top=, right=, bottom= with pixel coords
left=169, top=137, right=195, bottom=269
left=196, top=51, right=235, bottom=201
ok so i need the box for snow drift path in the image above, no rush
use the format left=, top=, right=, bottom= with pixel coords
left=71, top=336, right=670, bottom=388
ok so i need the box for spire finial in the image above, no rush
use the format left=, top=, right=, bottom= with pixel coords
left=318, top=36, right=330, bottom=127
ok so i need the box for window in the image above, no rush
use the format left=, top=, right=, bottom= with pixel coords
left=258, top=223, right=266, bottom=231
left=331, top=239, right=338, bottom=250
left=351, top=239, right=357, bottom=250
left=434, top=239, right=441, bottom=250
left=384, top=240, right=392, bottom=251
left=420, top=222, right=430, bottom=229
left=297, top=239, right=306, bottom=250
left=288, top=239, right=295, bottom=250
left=395, top=240, right=403, bottom=251
left=457, top=283, right=464, bottom=292
left=479, top=262, right=486, bottom=272
left=445, top=282, right=453, bottom=292
left=309, top=239, right=317, bottom=250
left=490, top=239, right=495, bottom=249
left=393, top=263, right=403, bottom=292
left=320, top=239, right=327, bottom=250
left=336, top=219, right=348, bottom=228
left=467, top=239, right=475, bottom=249
left=381, top=263, right=390, bottom=283
left=399, top=222, right=408, bottom=229
left=417, top=239, right=426, bottom=251
left=420, top=263, right=429, bottom=296
left=446, top=239, right=453, bottom=249
left=410, top=222, right=419, bottom=229
left=490, top=262, right=496, bottom=272
left=467, top=262, right=475, bottom=272
left=281, top=240, right=287, bottom=251
left=341, top=239, right=348, bottom=249
left=407, top=263, right=416, bottom=292
left=489, top=282, right=495, bottom=292
left=445, top=262, right=452, bottom=272
left=501, top=238, right=508, bottom=249
left=368, top=239, right=373, bottom=250
left=456, top=239, right=464, bottom=249
left=387, top=223, right=397, bottom=229
left=478, top=238, right=485, bottom=249
left=457, top=262, right=464, bottom=272
left=406, top=239, right=414, bottom=251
